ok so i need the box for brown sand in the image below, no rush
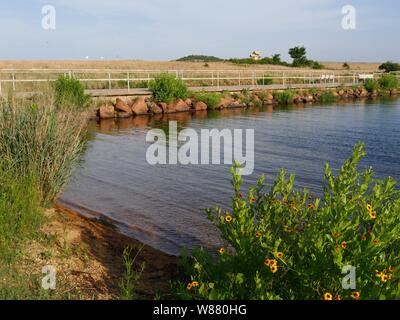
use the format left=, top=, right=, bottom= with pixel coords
left=21, top=205, right=179, bottom=300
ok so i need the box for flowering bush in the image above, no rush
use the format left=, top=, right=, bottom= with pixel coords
left=178, top=144, right=400, bottom=300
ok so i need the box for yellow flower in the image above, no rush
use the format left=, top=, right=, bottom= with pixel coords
left=255, top=231, right=262, bottom=238
left=381, top=274, right=389, bottom=283
left=366, top=204, right=373, bottom=212
left=264, top=259, right=277, bottom=267
left=375, top=270, right=383, bottom=278
left=275, top=252, right=284, bottom=259
left=225, top=215, right=233, bottom=222
left=270, top=265, right=278, bottom=273
left=389, top=266, right=394, bottom=273
left=218, top=247, right=225, bottom=255
left=323, top=293, right=333, bottom=301
left=341, top=241, right=348, bottom=249
left=187, top=283, right=193, bottom=290
left=369, top=211, right=377, bottom=220
left=334, top=295, right=342, bottom=301
left=351, top=292, right=360, bottom=300
left=250, top=196, right=256, bottom=203
left=307, top=204, right=316, bottom=210
left=192, top=281, right=199, bottom=287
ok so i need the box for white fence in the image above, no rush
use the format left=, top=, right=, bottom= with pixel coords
left=0, top=69, right=398, bottom=95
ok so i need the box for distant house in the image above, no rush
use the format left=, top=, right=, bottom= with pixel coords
left=250, top=51, right=262, bottom=61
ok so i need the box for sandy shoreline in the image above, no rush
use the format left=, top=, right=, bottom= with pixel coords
left=25, top=204, right=180, bottom=299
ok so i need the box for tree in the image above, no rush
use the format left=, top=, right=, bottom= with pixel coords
left=379, top=61, right=400, bottom=73
left=289, top=46, right=308, bottom=67
left=271, top=54, right=281, bottom=65
left=343, top=62, right=350, bottom=70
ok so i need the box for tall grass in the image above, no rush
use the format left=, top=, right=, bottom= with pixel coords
left=0, top=164, right=42, bottom=263
left=53, top=76, right=91, bottom=110
left=0, top=94, right=89, bottom=298
left=149, top=73, right=188, bottom=103
left=0, top=100, right=88, bottom=204
left=194, top=92, right=222, bottom=109
left=273, top=90, right=295, bottom=104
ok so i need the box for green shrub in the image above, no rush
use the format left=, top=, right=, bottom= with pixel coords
left=194, top=92, right=221, bottom=109
left=53, top=76, right=91, bottom=110
left=378, top=74, right=399, bottom=90
left=273, top=90, right=295, bottom=104
left=256, top=76, right=273, bottom=86
left=178, top=143, right=400, bottom=300
left=364, top=79, right=380, bottom=93
left=379, top=61, right=400, bottom=73
left=0, top=101, right=88, bottom=204
left=0, top=165, right=42, bottom=263
left=149, top=73, right=188, bottom=103
left=319, top=91, right=338, bottom=103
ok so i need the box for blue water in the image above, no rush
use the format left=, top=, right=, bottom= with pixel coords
left=60, top=98, right=400, bottom=255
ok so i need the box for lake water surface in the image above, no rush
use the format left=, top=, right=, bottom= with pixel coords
left=59, top=98, right=400, bottom=255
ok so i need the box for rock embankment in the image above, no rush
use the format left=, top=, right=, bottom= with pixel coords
left=97, top=88, right=398, bottom=120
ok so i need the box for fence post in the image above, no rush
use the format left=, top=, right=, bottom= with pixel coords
left=217, top=72, right=220, bottom=89
left=108, top=72, right=111, bottom=89
left=283, top=72, right=286, bottom=87
left=147, top=73, right=150, bottom=88
left=239, top=71, right=241, bottom=86
left=252, top=71, right=255, bottom=87
left=127, top=72, right=130, bottom=91
left=0, top=79, right=2, bottom=96
left=12, top=72, right=16, bottom=91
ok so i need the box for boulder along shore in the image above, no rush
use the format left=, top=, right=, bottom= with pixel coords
left=96, top=87, right=399, bottom=120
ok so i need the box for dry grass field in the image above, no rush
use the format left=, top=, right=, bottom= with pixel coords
left=0, top=60, right=380, bottom=72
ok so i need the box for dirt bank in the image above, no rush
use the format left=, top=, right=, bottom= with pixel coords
left=22, top=204, right=179, bottom=300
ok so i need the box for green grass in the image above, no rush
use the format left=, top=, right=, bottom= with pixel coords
left=150, top=73, right=188, bottom=103
left=319, top=91, right=338, bottom=103
left=53, top=76, right=91, bottom=110
left=378, top=74, right=399, bottom=90
left=273, top=90, right=295, bottom=104
left=119, top=246, right=145, bottom=300
left=194, top=92, right=222, bottom=109
left=0, top=94, right=89, bottom=299
left=0, top=100, right=88, bottom=204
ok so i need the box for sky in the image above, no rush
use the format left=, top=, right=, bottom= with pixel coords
left=0, top=0, right=399, bottom=62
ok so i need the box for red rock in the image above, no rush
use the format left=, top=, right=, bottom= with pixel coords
left=98, top=105, right=116, bottom=119
left=131, top=97, right=149, bottom=115
left=174, top=99, right=190, bottom=112
left=114, top=98, right=132, bottom=114
left=150, top=103, right=163, bottom=114
left=193, top=101, right=208, bottom=111
left=219, top=97, right=233, bottom=109
left=159, top=103, right=168, bottom=113
left=185, top=98, right=193, bottom=107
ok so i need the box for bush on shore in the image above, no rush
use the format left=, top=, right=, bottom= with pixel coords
left=0, top=101, right=88, bottom=204
left=273, top=90, right=295, bottom=104
left=178, top=143, right=400, bottom=300
left=194, top=92, right=222, bottom=110
left=378, top=74, right=399, bottom=91
left=53, top=76, right=91, bottom=110
left=150, top=73, right=188, bottom=103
